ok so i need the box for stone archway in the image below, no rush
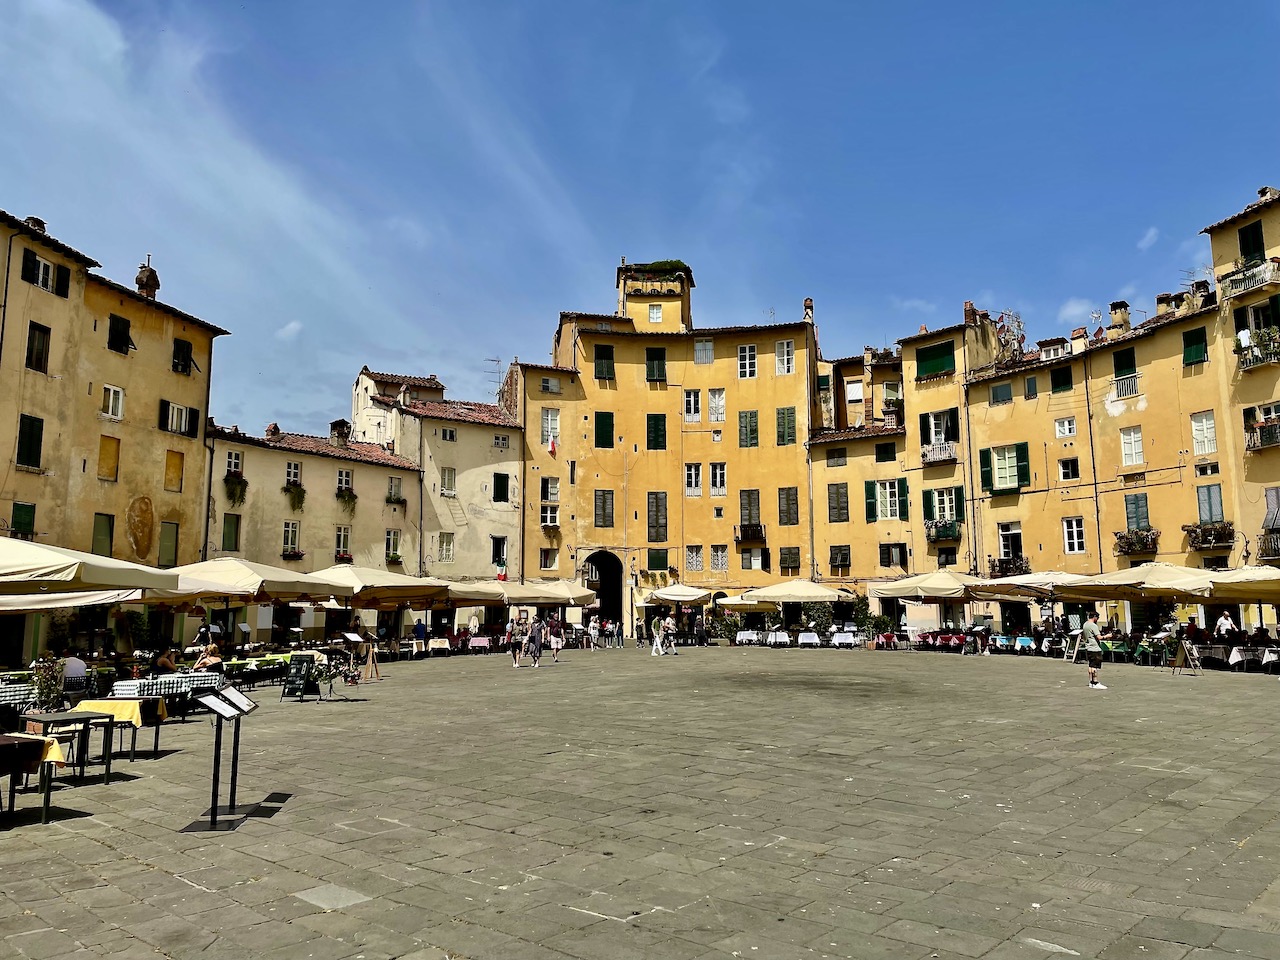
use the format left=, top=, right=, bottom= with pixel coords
left=585, top=550, right=624, bottom=625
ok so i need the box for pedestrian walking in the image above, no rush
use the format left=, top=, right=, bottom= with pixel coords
left=549, top=615, right=563, bottom=662
left=694, top=615, right=708, bottom=647
left=651, top=614, right=665, bottom=656
left=588, top=615, right=599, bottom=651
left=663, top=614, right=679, bottom=656
left=510, top=618, right=521, bottom=667
left=528, top=616, right=544, bottom=668
left=1081, top=610, right=1107, bottom=690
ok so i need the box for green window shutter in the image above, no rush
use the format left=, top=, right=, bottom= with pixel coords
left=816, top=374, right=830, bottom=390
left=1015, top=442, right=1031, bottom=487
left=1113, top=348, right=1136, bottom=377
left=1234, top=307, right=1251, bottom=333
left=1240, top=220, right=1265, bottom=264
left=11, top=502, right=35, bottom=535
left=1271, top=295, right=1280, bottom=326
left=1182, top=328, right=1207, bottom=365
left=645, top=348, right=666, bottom=381
left=979, top=448, right=993, bottom=492
left=91, top=514, right=114, bottom=557
left=1050, top=366, right=1073, bottom=392
left=1125, top=493, right=1150, bottom=530
left=915, top=341, right=956, bottom=377
left=646, top=414, right=666, bottom=450
left=1198, top=485, right=1223, bottom=523
left=918, top=412, right=929, bottom=439
left=864, top=480, right=877, bottom=523
left=594, top=345, right=614, bottom=380
left=1024, top=376, right=1038, bottom=399
left=740, top=489, right=751, bottom=524
left=897, top=477, right=909, bottom=521
left=739, top=411, right=750, bottom=447
left=953, top=486, right=965, bottom=521
left=922, top=489, right=935, bottom=522
left=946, top=408, right=960, bottom=442
left=784, top=407, right=796, bottom=444
left=777, top=407, right=787, bottom=445
left=17, top=415, right=43, bottom=468
left=595, top=411, right=614, bottom=448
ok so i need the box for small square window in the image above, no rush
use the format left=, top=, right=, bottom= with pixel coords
left=713, top=506, right=724, bottom=519
left=441, top=427, right=457, bottom=442
left=494, top=434, right=509, bottom=449
left=1195, top=462, right=1220, bottom=477
left=1059, top=457, right=1080, bottom=481
left=990, top=382, right=1013, bottom=405
left=874, top=442, right=896, bottom=463
left=1024, top=376, right=1038, bottom=399
left=1055, top=417, right=1076, bottom=438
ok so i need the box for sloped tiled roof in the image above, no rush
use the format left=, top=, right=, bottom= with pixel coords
left=1202, top=191, right=1280, bottom=234
left=360, top=366, right=446, bottom=390
left=809, top=425, right=906, bottom=444
left=209, top=424, right=418, bottom=469
left=372, top=393, right=518, bottom=428
left=0, top=209, right=100, bottom=267
left=87, top=274, right=230, bottom=336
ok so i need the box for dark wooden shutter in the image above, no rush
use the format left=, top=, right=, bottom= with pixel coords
left=158, top=399, right=171, bottom=431
left=1235, top=307, right=1251, bottom=333
left=953, top=486, right=965, bottom=521
left=11, top=502, right=35, bottom=534
left=595, top=411, right=613, bottom=448
left=1113, top=348, right=1136, bottom=377
left=494, top=473, right=509, bottom=502
left=946, top=408, right=960, bottom=442
left=740, top=489, right=751, bottom=525
left=20, top=248, right=38, bottom=284
left=1015, top=442, right=1030, bottom=487
left=864, top=480, right=877, bottom=522
left=777, top=407, right=788, bottom=445
left=878, top=544, right=891, bottom=567
left=761, top=548, right=771, bottom=572
left=1240, top=220, right=1266, bottom=264
left=185, top=407, right=201, bottom=438
left=922, top=489, right=935, bottom=521
left=897, top=477, right=909, bottom=521
left=648, top=492, right=667, bottom=542
left=53, top=264, right=70, bottom=298
left=647, top=414, right=665, bottom=450
left=594, top=345, right=614, bottom=380
left=918, top=412, right=930, bottom=440
left=16, top=416, right=43, bottom=468
left=739, top=412, right=750, bottom=447
left=979, top=448, right=993, bottom=491
left=594, top=491, right=605, bottom=527
left=1271, top=295, right=1280, bottom=326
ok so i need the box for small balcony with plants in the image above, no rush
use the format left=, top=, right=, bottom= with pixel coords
left=1246, top=419, right=1280, bottom=451
left=1221, top=258, right=1280, bottom=300
left=385, top=553, right=403, bottom=565
left=333, top=551, right=354, bottom=564
left=988, top=555, right=1031, bottom=577
left=281, top=548, right=306, bottom=562
left=920, top=441, right=957, bottom=465
left=1181, top=520, right=1234, bottom=551
left=1114, top=527, right=1160, bottom=556
left=925, top=519, right=963, bottom=543
left=1258, top=531, right=1280, bottom=561
left=1236, top=326, right=1280, bottom=371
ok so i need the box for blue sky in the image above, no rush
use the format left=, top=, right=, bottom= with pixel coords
left=3, top=0, right=1279, bottom=432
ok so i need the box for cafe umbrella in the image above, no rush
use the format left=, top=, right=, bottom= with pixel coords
left=0, top=539, right=180, bottom=594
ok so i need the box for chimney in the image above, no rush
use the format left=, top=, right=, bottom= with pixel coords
left=1171, top=291, right=1189, bottom=314
left=1190, top=279, right=1211, bottom=308
left=23, top=216, right=46, bottom=234
left=1155, top=292, right=1174, bottom=316
left=265, top=422, right=280, bottom=439
left=329, top=418, right=351, bottom=448
left=1070, top=326, right=1089, bottom=355
left=1260, top=186, right=1280, bottom=202
left=803, top=297, right=813, bottom=321
left=963, top=300, right=977, bottom=325
left=1107, top=300, right=1131, bottom=339
left=135, top=254, right=160, bottom=300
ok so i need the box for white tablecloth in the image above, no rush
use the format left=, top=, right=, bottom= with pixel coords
left=797, top=632, right=822, bottom=646
left=831, top=632, right=858, bottom=647
left=736, top=631, right=758, bottom=645
left=765, top=631, right=791, bottom=647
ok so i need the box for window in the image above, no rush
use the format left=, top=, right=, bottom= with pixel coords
left=16, top=414, right=43, bottom=469
left=222, top=513, right=241, bottom=552
left=738, top=410, right=759, bottom=448
left=710, top=462, right=727, bottom=497
left=827, top=447, right=848, bottom=467
left=21, top=249, right=70, bottom=297
left=938, top=547, right=958, bottom=567
left=164, top=450, right=184, bottom=493
left=997, top=521, right=1023, bottom=559
left=335, top=525, right=350, bottom=555
left=541, top=407, right=560, bottom=445
left=846, top=379, right=865, bottom=404
left=739, top=489, right=761, bottom=525
left=993, top=445, right=1019, bottom=489
left=388, top=476, right=403, bottom=501
left=594, top=411, right=614, bottom=448
left=778, top=487, right=799, bottom=526
left=828, top=482, right=849, bottom=523
left=385, top=529, right=401, bottom=557
left=540, top=376, right=561, bottom=394
left=778, top=547, right=800, bottom=574
left=873, top=478, right=907, bottom=521
left=166, top=402, right=187, bottom=434
left=1191, top=411, right=1217, bottom=456
left=158, top=400, right=199, bottom=437
left=439, top=531, right=454, bottom=563
left=695, top=338, right=713, bottom=364
left=1120, top=426, right=1143, bottom=466
left=686, top=545, right=704, bottom=572
left=776, top=407, right=797, bottom=446
left=830, top=545, right=851, bottom=568
left=1055, top=417, right=1076, bottom=439
left=740, top=547, right=765, bottom=571
left=1050, top=366, right=1074, bottom=393
left=1183, top=327, right=1208, bottom=365
left=1266, top=487, right=1280, bottom=531
left=990, top=382, right=1013, bottom=404
left=817, top=374, right=830, bottom=390
left=440, top=467, right=456, bottom=497
left=1239, top=219, right=1265, bottom=265
left=647, top=492, right=668, bottom=542
left=649, top=303, right=663, bottom=324
left=776, top=339, right=795, bottom=375
left=1113, top=348, right=1137, bottom=378
left=441, top=427, right=457, bottom=442
left=282, top=521, right=300, bottom=553
left=172, top=338, right=195, bottom=375
left=646, top=413, right=667, bottom=450
left=875, top=441, right=896, bottom=463
left=1196, top=462, right=1220, bottom=477
left=708, top=388, right=726, bottom=423
left=281, top=461, right=299, bottom=487
left=685, top=463, right=702, bottom=497
left=593, top=490, right=614, bottom=527
left=107, top=314, right=134, bottom=354
left=711, top=544, right=729, bottom=571
left=915, top=340, right=956, bottom=377
left=648, top=548, right=670, bottom=571
left=920, top=409, right=959, bottom=445
left=1197, top=484, right=1224, bottom=524
left=491, top=536, right=508, bottom=567
left=1024, top=376, right=1038, bottom=399
left=714, top=507, right=723, bottom=519
left=712, top=430, right=722, bottom=442
left=25, top=322, right=50, bottom=373
left=738, top=344, right=757, bottom=379
left=337, top=468, right=353, bottom=491
left=540, top=476, right=558, bottom=502
left=684, top=390, right=701, bottom=423
left=879, top=543, right=908, bottom=567
left=494, top=434, right=510, bottom=449
left=645, top=348, right=666, bottom=382
left=226, top=451, right=242, bottom=474
left=979, top=443, right=1031, bottom=492
left=539, top=548, right=558, bottom=570
left=1059, top=457, right=1080, bottom=481
left=1063, top=517, right=1086, bottom=554
left=91, top=513, right=114, bottom=557
left=494, top=472, right=510, bottom=503
left=97, top=436, right=119, bottom=482
left=158, top=521, right=179, bottom=568
left=1040, top=343, right=1067, bottom=360
left=1124, top=493, right=1150, bottom=531
left=926, top=486, right=961, bottom=522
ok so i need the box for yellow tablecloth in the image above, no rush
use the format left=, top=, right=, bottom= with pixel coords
left=73, top=698, right=168, bottom=728
left=7, top=732, right=66, bottom=766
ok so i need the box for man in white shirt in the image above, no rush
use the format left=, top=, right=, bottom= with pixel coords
left=59, top=647, right=89, bottom=706
left=1215, top=611, right=1238, bottom=641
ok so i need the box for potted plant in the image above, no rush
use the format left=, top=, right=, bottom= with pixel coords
left=282, top=480, right=306, bottom=512
left=385, top=553, right=403, bottom=565
left=224, top=471, right=249, bottom=508
left=334, top=551, right=354, bottom=564
left=335, top=487, right=358, bottom=517
left=385, top=495, right=408, bottom=506
left=281, top=549, right=306, bottom=562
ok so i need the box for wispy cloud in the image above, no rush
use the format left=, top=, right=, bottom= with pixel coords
left=1137, top=226, right=1159, bottom=252
left=275, top=320, right=303, bottom=341
left=1058, top=297, right=1098, bottom=326
left=890, top=296, right=938, bottom=313
left=1117, top=283, right=1139, bottom=300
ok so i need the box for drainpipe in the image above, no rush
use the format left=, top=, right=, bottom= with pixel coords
left=417, top=466, right=425, bottom=576
left=200, top=344, right=216, bottom=561
left=1082, top=351, right=1104, bottom=572
left=0, top=229, right=16, bottom=367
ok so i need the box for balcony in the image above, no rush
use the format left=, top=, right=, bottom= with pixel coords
left=988, top=556, right=1031, bottom=577
left=1239, top=334, right=1280, bottom=371
left=734, top=523, right=766, bottom=542
left=1181, top=521, right=1234, bottom=551
left=1112, top=373, right=1141, bottom=399
left=1222, top=258, right=1280, bottom=300
left=1246, top=421, right=1280, bottom=450
left=1258, top=532, right=1280, bottom=561
left=925, top=519, right=963, bottom=543
left=921, top=441, right=957, bottom=464
left=1114, top=527, right=1160, bottom=556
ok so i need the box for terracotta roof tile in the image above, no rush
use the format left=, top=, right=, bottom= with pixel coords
left=1202, top=190, right=1280, bottom=234
left=360, top=366, right=446, bottom=390
left=809, top=424, right=906, bottom=443
left=209, top=424, right=418, bottom=469
left=373, top=394, right=518, bottom=428
left=0, top=209, right=100, bottom=267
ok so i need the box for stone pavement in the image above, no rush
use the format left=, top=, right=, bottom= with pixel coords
left=4, top=648, right=1280, bottom=960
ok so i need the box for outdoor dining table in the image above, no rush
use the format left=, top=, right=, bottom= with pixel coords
left=23, top=711, right=114, bottom=783
left=797, top=631, right=822, bottom=647
left=73, top=698, right=167, bottom=760
left=735, top=630, right=758, bottom=646
left=831, top=632, right=859, bottom=647
left=765, top=630, right=791, bottom=647
left=0, top=733, right=64, bottom=824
